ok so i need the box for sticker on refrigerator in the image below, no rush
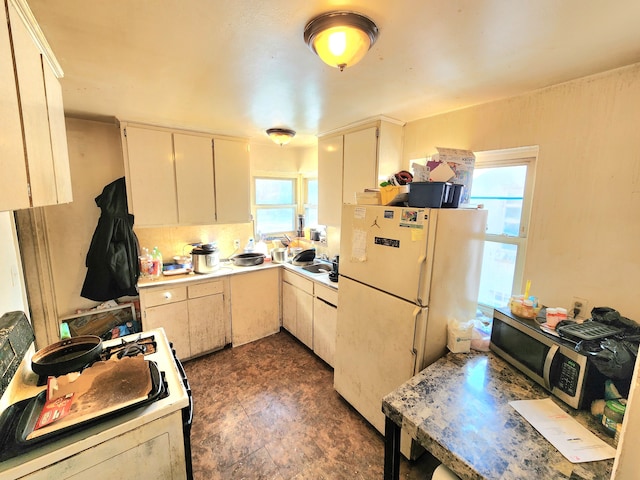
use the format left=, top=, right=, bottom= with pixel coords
left=399, top=208, right=425, bottom=229
left=354, top=207, right=366, bottom=219
left=383, top=210, right=394, bottom=219
left=374, top=237, right=400, bottom=248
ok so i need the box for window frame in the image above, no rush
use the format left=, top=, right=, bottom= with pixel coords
left=252, top=174, right=298, bottom=236
left=472, top=146, right=538, bottom=314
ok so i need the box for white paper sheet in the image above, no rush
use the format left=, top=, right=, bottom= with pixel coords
left=351, top=229, right=367, bottom=262
left=509, top=398, right=616, bottom=463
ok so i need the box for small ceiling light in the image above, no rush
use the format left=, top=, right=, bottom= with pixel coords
left=304, top=11, right=379, bottom=71
left=266, top=128, right=296, bottom=146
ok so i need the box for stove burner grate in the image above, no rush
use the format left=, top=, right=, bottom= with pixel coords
left=101, top=335, right=157, bottom=360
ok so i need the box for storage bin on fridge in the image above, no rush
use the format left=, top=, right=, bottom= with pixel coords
left=442, top=184, right=464, bottom=208
left=408, top=182, right=451, bottom=208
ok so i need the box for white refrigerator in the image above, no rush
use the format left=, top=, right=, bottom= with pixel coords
left=334, top=204, right=487, bottom=455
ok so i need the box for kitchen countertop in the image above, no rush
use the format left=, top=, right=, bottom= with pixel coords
left=137, top=259, right=339, bottom=290
left=382, top=351, right=614, bottom=480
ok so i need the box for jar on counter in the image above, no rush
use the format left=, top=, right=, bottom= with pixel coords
left=602, top=399, right=626, bottom=443
left=556, top=307, right=568, bottom=322
left=522, top=299, right=534, bottom=318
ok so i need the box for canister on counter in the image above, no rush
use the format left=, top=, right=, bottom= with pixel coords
left=602, top=399, right=626, bottom=443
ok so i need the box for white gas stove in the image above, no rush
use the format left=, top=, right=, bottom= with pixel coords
left=0, top=321, right=191, bottom=480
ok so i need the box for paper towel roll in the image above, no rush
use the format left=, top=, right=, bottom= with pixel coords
left=431, top=464, right=460, bottom=480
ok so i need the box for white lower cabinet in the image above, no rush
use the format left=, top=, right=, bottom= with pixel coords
left=144, top=295, right=190, bottom=359
left=313, top=284, right=338, bottom=367
left=282, top=269, right=338, bottom=365
left=230, top=268, right=280, bottom=347
left=282, top=270, right=314, bottom=349
left=187, top=280, right=229, bottom=357
left=140, top=278, right=230, bottom=360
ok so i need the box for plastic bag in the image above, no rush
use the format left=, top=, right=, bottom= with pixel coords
left=582, top=338, right=637, bottom=381
left=471, top=319, right=492, bottom=352
left=577, top=307, right=639, bottom=393
left=447, top=319, right=474, bottom=353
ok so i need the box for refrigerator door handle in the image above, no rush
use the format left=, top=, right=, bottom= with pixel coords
left=415, top=254, right=428, bottom=305
left=411, top=306, right=426, bottom=374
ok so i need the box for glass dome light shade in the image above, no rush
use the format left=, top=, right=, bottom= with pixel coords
left=304, top=11, right=379, bottom=71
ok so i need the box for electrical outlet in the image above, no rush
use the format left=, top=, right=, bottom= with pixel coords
left=233, top=239, right=240, bottom=249
left=571, top=297, right=589, bottom=320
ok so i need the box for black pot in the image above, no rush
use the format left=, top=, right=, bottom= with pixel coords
left=292, top=248, right=316, bottom=266
left=231, top=253, right=265, bottom=266
left=31, top=336, right=103, bottom=377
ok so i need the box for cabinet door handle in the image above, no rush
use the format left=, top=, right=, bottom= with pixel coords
left=164, top=292, right=172, bottom=300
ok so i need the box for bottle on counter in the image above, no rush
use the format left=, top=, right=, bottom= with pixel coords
left=139, top=247, right=153, bottom=277
left=254, top=235, right=269, bottom=256
left=151, top=246, right=163, bottom=277
left=244, top=238, right=255, bottom=253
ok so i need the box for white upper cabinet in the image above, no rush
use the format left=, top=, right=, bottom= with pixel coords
left=0, top=0, right=72, bottom=211
left=0, top=2, right=29, bottom=209
left=343, top=126, right=378, bottom=205
left=174, top=132, right=216, bottom=225
left=318, top=118, right=404, bottom=227
left=121, top=122, right=250, bottom=226
left=122, top=126, right=178, bottom=226
left=212, top=137, right=251, bottom=224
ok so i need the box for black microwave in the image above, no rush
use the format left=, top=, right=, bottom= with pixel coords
left=490, top=307, right=605, bottom=409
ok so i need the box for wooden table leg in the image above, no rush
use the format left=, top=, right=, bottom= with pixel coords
left=384, top=415, right=401, bottom=480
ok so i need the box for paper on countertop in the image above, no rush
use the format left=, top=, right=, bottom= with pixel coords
left=509, top=398, right=616, bottom=463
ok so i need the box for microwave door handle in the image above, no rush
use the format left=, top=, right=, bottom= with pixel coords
left=543, top=345, right=559, bottom=390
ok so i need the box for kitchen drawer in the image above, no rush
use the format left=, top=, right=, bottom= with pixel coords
left=188, top=280, right=224, bottom=299
left=315, top=284, right=338, bottom=306
left=142, top=285, right=187, bottom=307
left=282, top=269, right=314, bottom=294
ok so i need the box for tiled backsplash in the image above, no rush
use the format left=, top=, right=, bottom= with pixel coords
left=135, top=223, right=341, bottom=263
left=135, top=223, right=254, bottom=262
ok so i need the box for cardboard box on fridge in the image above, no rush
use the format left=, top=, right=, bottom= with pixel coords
left=427, top=147, right=475, bottom=204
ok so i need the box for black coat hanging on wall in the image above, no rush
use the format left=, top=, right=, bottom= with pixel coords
left=81, top=177, right=140, bottom=301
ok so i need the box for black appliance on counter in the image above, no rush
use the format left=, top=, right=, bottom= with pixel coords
left=329, top=255, right=339, bottom=282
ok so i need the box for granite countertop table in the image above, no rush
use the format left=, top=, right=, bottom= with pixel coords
left=382, top=351, right=615, bottom=480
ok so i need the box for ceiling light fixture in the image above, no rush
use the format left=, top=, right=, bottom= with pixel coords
left=266, top=128, right=296, bottom=146
left=304, top=11, right=379, bottom=71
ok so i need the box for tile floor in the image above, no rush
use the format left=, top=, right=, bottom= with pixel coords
left=183, top=330, right=438, bottom=480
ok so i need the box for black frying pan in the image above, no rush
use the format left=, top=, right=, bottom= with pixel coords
left=31, top=336, right=103, bottom=377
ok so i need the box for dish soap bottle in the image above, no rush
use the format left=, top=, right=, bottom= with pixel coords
left=254, top=235, right=269, bottom=256
left=244, top=238, right=255, bottom=253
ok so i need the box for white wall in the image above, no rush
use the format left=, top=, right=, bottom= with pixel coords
left=41, top=118, right=126, bottom=316
left=0, top=211, right=28, bottom=318
left=403, top=63, right=640, bottom=322
left=250, top=142, right=317, bottom=174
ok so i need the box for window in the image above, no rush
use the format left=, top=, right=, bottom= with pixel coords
left=253, top=177, right=297, bottom=235
left=470, top=147, right=537, bottom=315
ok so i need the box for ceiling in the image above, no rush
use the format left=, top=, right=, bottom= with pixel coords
left=27, top=0, right=640, bottom=147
